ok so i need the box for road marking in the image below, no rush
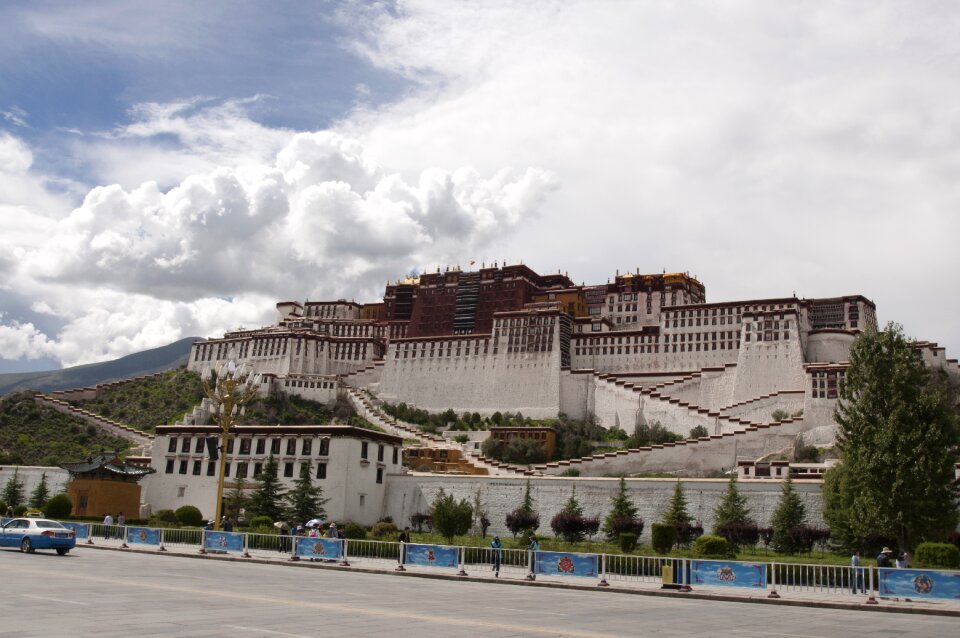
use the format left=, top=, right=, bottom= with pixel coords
left=8, top=565, right=621, bottom=638
left=742, top=631, right=833, bottom=638
left=226, top=625, right=313, bottom=637
left=22, top=594, right=88, bottom=606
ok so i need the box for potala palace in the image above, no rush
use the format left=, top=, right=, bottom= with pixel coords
left=181, top=263, right=957, bottom=480
left=27, top=262, right=958, bottom=532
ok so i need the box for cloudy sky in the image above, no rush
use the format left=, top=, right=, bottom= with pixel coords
left=1, top=0, right=958, bottom=372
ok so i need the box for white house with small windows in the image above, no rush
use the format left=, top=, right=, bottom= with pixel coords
left=141, top=424, right=404, bottom=525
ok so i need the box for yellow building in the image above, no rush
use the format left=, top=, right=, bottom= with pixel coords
left=60, top=453, right=155, bottom=518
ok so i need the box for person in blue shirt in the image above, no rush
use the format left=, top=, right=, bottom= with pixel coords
left=526, top=534, right=540, bottom=580
left=851, top=549, right=862, bottom=594
left=490, top=535, right=503, bottom=577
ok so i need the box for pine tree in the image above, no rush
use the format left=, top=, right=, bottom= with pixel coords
left=551, top=485, right=588, bottom=542
left=224, top=476, right=249, bottom=522
left=431, top=488, right=473, bottom=543
left=825, top=323, right=960, bottom=552
left=2, top=469, right=25, bottom=508
left=285, top=460, right=328, bottom=526
left=603, top=477, right=642, bottom=540
left=771, top=474, right=806, bottom=553
left=505, top=480, right=540, bottom=537
left=662, top=480, right=690, bottom=525
left=248, top=455, right=286, bottom=522
left=29, top=472, right=50, bottom=509
left=713, top=474, right=752, bottom=530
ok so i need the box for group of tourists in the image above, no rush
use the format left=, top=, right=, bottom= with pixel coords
left=850, top=547, right=911, bottom=594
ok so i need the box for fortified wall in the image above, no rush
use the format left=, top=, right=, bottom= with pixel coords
left=384, top=474, right=826, bottom=543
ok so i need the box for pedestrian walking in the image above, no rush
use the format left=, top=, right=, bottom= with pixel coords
left=526, top=534, right=540, bottom=581
left=491, top=535, right=503, bottom=578
left=851, top=549, right=862, bottom=594
left=398, top=526, right=410, bottom=565
left=103, top=513, right=113, bottom=539
left=877, top=547, right=893, bottom=568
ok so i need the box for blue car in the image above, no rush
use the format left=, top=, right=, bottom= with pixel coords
left=0, top=518, right=77, bottom=555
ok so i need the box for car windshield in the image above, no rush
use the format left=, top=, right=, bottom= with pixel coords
left=35, top=520, right=65, bottom=529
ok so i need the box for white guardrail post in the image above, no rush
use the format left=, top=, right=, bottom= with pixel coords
left=679, top=558, right=691, bottom=592
left=598, top=554, right=609, bottom=586
left=340, top=538, right=351, bottom=567
left=242, top=531, right=250, bottom=558
left=199, top=529, right=207, bottom=554
left=866, top=567, right=878, bottom=604
left=768, top=562, right=780, bottom=598
left=458, top=546, right=468, bottom=577
left=159, top=527, right=167, bottom=552
left=526, top=550, right=536, bottom=581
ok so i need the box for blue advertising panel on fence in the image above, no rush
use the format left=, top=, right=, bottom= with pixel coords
left=61, top=522, right=89, bottom=539
left=204, top=531, right=244, bottom=552
left=691, top=560, right=766, bottom=588
left=126, top=526, right=161, bottom=546
left=879, top=569, right=960, bottom=600
left=404, top=543, right=459, bottom=569
left=534, top=551, right=600, bottom=578
left=296, top=537, right=343, bottom=560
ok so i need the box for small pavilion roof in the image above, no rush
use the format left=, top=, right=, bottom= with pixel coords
left=60, top=453, right=156, bottom=479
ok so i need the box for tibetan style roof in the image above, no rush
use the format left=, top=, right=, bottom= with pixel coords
left=60, top=453, right=156, bottom=479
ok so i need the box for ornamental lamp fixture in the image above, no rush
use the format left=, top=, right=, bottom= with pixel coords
left=202, top=349, right=262, bottom=531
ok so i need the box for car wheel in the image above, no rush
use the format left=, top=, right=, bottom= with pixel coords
left=20, top=538, right=33, bottom=553
left=56, top=548, right=69, bottom=556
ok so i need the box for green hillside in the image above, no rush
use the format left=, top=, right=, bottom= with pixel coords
left=0, top=392, right=132, bottom=466
left=0, top=337, right=202, bottom=396
left=73, top=368, right=206, bottom=433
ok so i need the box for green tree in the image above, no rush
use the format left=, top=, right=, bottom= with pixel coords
left=505, top=480, right=540, bottom=537
left=224, top=477, right=250, bottom=523
left=713, top=474, right=752, bottom=530
left=248, top=455, right=286, bottom=522
left=771, top=474, right=806, bottom=553
left=430, top=488, right=473, bottom=543
left=602, top=477, right=642, bottom=540
left=2, top=469, right=25, bottom=508
left=662, top=480, right=691, bottom=525
left=29, top=472, right=50, bottom=509
left=551, top=486, right=588, bottom=542
left=285, top=460, right=328, bottom=526
left=824, top=324, right=960, bottom=552
left=44, top=493, right=72, bottom=519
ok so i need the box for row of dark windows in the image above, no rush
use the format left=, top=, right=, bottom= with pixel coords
left=162, top=459, right=389, bottom=483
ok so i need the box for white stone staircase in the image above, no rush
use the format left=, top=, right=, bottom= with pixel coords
left=33, top=393, right=155, bottom=456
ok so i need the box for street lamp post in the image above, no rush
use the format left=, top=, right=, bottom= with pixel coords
left=203, top=357, right=261, bottom=531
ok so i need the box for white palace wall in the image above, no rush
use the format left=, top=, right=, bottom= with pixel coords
left=383, top=474, right=825, bottom=543
left=378, top=338, right=562, bottom=418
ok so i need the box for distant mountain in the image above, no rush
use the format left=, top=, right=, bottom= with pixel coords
left=0, top=337, right=204, bottom=396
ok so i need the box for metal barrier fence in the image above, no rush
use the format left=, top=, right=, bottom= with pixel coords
left=49, top=519, right=960, bottom=602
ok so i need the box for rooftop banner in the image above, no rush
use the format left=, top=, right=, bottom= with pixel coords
left=691, top=560, right=766, bottom=589
left=203, top=530, right=244, bottom=553
left=403, top=543, right=458, bottom=569
left=295, top=537, right=343, bottom=560
left=879, top=568, right=960, bottom=600
left=126, top=526, right=161, bottom=546
left=534, top=551, right=600, bottom=578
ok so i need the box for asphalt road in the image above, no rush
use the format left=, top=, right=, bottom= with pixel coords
left=0, top=547, right=952, bottom=637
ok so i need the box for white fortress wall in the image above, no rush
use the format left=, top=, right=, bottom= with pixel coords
left=805, top=331, right=857, bottom=364
left=696, top=366, right=738, bottom=410
left=383, top=474, right=825, bottom=543
left=378, top=337, right=562, bottom=418
left=731, top=311, right=808, bottom=403
left=558, top=370, right=592, bottom=420
left=655, top=375, right=703, bottom=404
left=720, top=392, right=806, bottom=423
left=538, top=418, right=808, bottom=478
left=273, top=375, right=340, bottom=404
left=0, top=466, right=71, bottom=502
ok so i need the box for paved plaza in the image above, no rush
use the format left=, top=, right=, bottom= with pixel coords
left=1, top=546, right=957, bottom=638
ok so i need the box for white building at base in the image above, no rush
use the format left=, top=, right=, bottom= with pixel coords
left=142, top=425, right=403, bottom=525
